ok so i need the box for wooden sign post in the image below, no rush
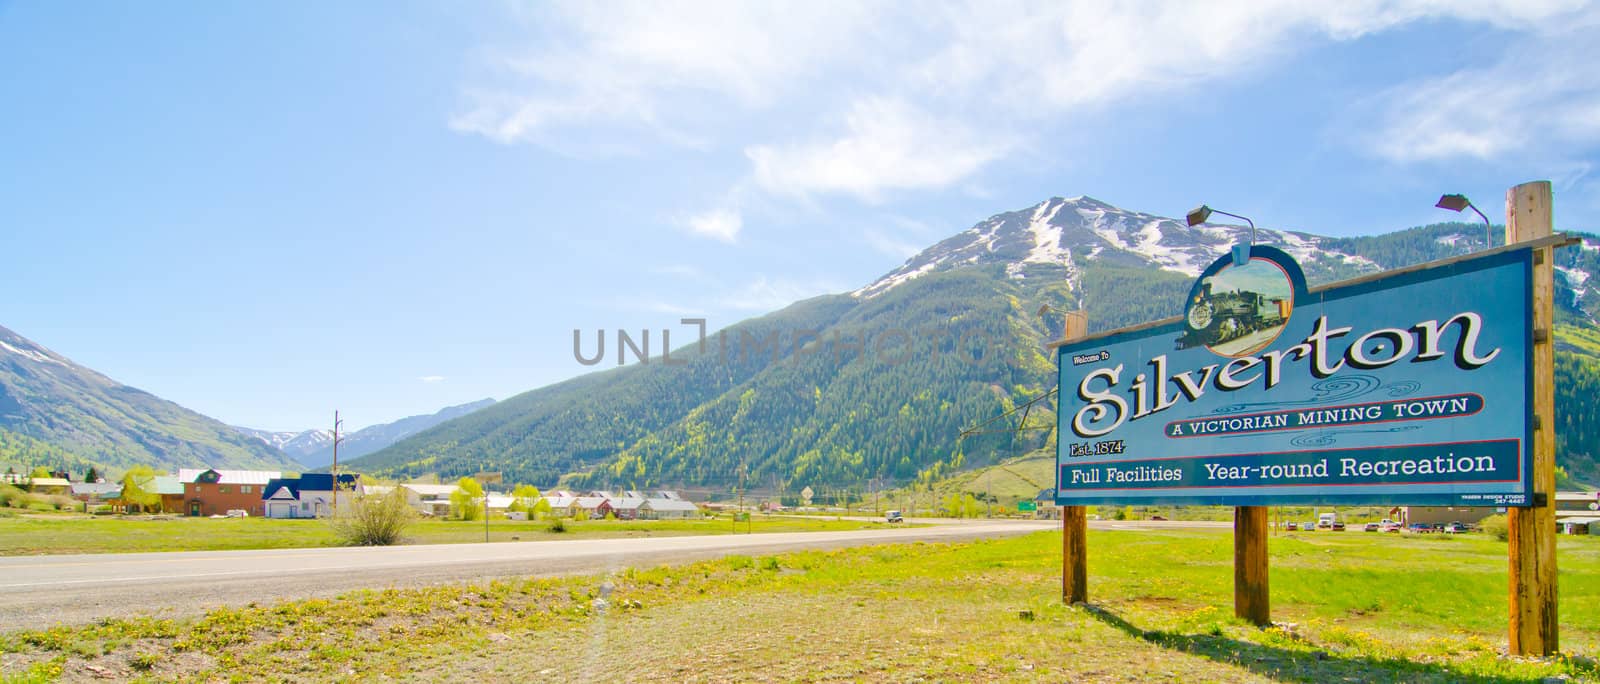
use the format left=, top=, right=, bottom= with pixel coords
left=1234, top=505, right=1270, bottom=625
left=1507, top=180, right=1558, bottom=655
left=1062, top=311, right=1089, bottom=605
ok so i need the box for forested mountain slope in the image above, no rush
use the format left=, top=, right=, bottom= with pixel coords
left=347, top=196, right=1600, bottom=489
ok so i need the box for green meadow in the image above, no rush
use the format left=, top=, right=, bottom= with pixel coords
left=0, top=513, right=889, bottom=556
left=3, top=528, right=1596, bottom=682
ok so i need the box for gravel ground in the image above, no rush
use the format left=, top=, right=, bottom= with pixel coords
left=0, top=520, right=1058, bottom=627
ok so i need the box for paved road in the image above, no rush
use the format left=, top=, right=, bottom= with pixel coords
left=0, top=520, right=1059, bottom=627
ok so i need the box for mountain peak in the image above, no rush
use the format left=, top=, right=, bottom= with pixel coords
left=852, top=195, right=1381, bottom=299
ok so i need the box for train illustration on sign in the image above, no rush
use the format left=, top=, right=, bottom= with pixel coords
left=1176, top=277, right=1291, bottom=353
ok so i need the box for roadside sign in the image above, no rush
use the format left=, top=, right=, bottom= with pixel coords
left=1018, top=501, right=1037, bottom=512
left=1056, top=245, right=1533, bottom=507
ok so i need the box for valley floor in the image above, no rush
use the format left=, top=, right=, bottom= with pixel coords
left=2, top=528, right=1597, bottom=682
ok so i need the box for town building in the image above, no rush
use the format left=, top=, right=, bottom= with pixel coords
left=261, top=474, right=358, bottom=519
left=179, top=468, right=280, bottom=517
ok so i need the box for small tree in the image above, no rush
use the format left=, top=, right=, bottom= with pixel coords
left=329, top=486, right=416, bottom=546
left=512, top=484, right=541, bottom=510
left=121, top=466, right=162, bottom=513
left=1478, top=514, right=1510, bottom=542
left=451, top=477, right=483, bottom=521
left=85, top=466, right=100, bottom=483
left=29, top=466, right=51, bottom=479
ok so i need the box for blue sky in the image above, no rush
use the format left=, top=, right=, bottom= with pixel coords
left=3, top=1, right=1598, bottom=431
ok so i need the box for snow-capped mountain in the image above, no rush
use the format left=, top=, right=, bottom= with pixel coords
left=238, top=399, right=497, bottom=469
left=232, top=427, right=335, bottom=463
left=855, top=196, right=1382, bottom=299
left=297, top=398, right=497, bottom=468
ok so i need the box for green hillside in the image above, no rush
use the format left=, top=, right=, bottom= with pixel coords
left=0, top=325, right=298, bottom=475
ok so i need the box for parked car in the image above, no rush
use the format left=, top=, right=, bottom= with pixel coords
left=224, top=509, right=249, bottom=518
left=1407, top=523, right=1433, bottom=533
left=1149, top=515, right=1168, bottom=521
left=1303, top=521, right=1317, bottom=531
left=1331, top=521, right=1346, bottom=531
left=1283, top=521, right=1298, bottom=531
left=885, top=510, right=904, bottom=523
left=1382, top=522, right=1403, bottom=533
left=1443, top=522, right=1467, bottom=533
left=1364, top=522, right=1381, bottom=532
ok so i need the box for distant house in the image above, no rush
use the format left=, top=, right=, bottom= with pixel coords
left=24, top=477, right=71, bottom=496
left=542, top=490, right=579, bottom=517
left=1032, top=489, right=1060, bottom=520
left=152, top=476, right=186, bottom=512
left=364, top=483, right=460, bottom=517
left=1560, top=517, right=1597, bottom=535
left=1557, top=491, right=1600, bottom=512
left=179, top=468, right=279, bottom=517
left=261, top=474, right=357, bottom=519
left=573, top=496, right=613, bottom=519
left=610, top=494, right=646, bottom=520
left=643, top=497, right=700, bottom=520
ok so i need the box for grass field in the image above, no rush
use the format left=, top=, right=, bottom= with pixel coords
left=0, top=514, right=890, bottom=556
left=2, top=528, right=1596, bottom=682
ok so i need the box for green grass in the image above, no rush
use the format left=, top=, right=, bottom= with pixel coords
left=0, top=514, right=894, bottom=556
left=2, top=528, right=1596, bottom=682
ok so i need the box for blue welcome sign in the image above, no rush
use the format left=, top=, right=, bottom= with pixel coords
left=1055, top=245, right=1533, bottom=507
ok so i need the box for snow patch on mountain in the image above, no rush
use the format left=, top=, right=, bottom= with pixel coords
left=0, top=339, right=65, bottom=366
left=849, top=194, right=1546, bottom=300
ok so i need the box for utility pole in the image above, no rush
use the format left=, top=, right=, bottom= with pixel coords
left=331, top=411, right=343, bottom=517
left=986, top=467, right=993, bottom=518
left=738, top=458, right=748, bottom=534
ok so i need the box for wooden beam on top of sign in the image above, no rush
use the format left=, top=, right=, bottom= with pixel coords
left=1507, top=180, right=1558, bottom=656
left=1234, top=506, right=1270, bottom=626
left=1061, top=310, right=1089, bottom=605
left=1042, top=232, right=1581, bottom=351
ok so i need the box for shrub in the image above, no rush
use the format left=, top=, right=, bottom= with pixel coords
left=546, top=517, right=567, bottom=533
left=1478, top=514, right=1509, bottom=542
left=130, top=652, right=160, bottom=672
left=0, top=484, right=23, bottom=508
left=328, top=487, right=417, bottom=546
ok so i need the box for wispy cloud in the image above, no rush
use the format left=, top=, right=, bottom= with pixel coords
left=746, top=97, right=1012, bottom=203
left=418, top=375, right=446, bottom=383
left=454, top=1, right=1594, bottom=219
left=1355, top=9, right=1600, bottom=163
left=682, top=208, right=743, bottom=243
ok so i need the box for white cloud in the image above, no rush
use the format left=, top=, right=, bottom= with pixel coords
left=450, top=1, right=882, bottom=149
left=746, top=97, right=1012, bottom=203
left=418, top=375, right=446, bottom=383
left=683, top=208, right=743, bottom=243
left=455, top=1, right=1595, bottom=207
left=1359, top=10, right=1600, bottom=163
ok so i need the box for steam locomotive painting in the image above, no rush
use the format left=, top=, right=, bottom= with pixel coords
left=1176, top=277, right=1291, bottom=353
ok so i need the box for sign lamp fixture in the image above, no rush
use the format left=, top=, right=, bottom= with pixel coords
left=1186, top=204, right=1256, bottom=267
left=1435, top=193, right=1493, bottom=251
